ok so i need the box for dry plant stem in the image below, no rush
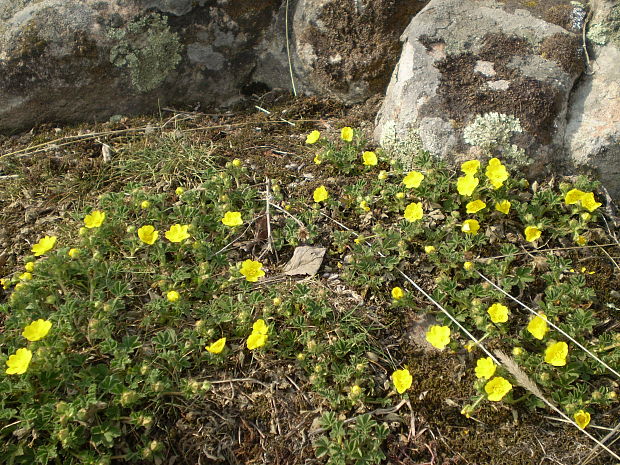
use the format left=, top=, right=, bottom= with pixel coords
left=270, top=202, right=305, bottom=228
left=318, top=212, right=501, bottom=365
left=594, top=241, right=620, bottom=271
left=480, top=243, right=618, bottom=261
left=580, top=421, right=620, bottom=465
left=475, top=270, right=620, bottom=380
left=264, top=177, right=278, bottom=262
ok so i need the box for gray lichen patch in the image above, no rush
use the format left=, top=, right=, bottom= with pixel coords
left=491, top=0, right=586, bottom=32
left=108, top=13, right=182, bottom=93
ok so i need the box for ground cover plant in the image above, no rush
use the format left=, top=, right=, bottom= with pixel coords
left=0, top=97, right=619, bottom=464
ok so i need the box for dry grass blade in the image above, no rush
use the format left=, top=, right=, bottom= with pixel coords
left=494, top=350, right=620, bottom=462
left=580, top=421, right=620, bottom=465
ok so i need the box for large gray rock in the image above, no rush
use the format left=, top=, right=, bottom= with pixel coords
left=0, top=0, right=285, bottom=133
left=375, top=0, right=587, bottom=172
left=565, top=0, right=620, bottom=199
left=291, top=0, right=429, bottom=103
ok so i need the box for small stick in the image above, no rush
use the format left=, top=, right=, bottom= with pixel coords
left=265, top=177, right=278, bottom=262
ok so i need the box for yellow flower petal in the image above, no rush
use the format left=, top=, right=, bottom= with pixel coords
left=544, top=341, right=568, bottom=366
left=165, top=224, right=190, bottom=243
left=581, top=192, right=601, bottom=212
left=404, top=202, right=423, bottom=222
left=527, top=313, right=548, bottom=340
left=487, top=303, right=509, bottom=323
left=524, top=226, right=542, bottom=242
left=305, top=130, right=320, bottom=144
left=240, top=260, right=265, bottom=282
left=313, top=185, right=329, bottom=203
left=138, top=225, right=159, bottom=245
left=495, top=200, right=511, bottom=214
left=461, top=160, right=480, bottom=175
left=5, top=348, right=33, bottom=375
left=466, top=200, right=486, bottom=214
left=565, top=188, right=585, bottom=205
left=457, top=174, right=479, bottom=196
left=362, top=151, right=378, bottom=166
left=574, top=410, right=590, bottom=429
left=425, top=325, right=451, bottom=350
left=22, top=319, right=52, bottom=342
left=84, top=210, right=106, bottom=229
left=341, top=127, right=354, bottom=142
left=31, top=236, right=57, bottom=257
left=222, top=211, right=243, bottom=227
left=391, top=369, right=413, bottom=394
left=247, top=332, right=268, bottom=350
left=461, top=219, right=480, bottom=235
left=475, top=357, right=497, bottom=379
left=484, top=376, right=512, bottom=401
left=166, top=290, right=180, bottom=302
left=403, top=171, right=425, bottom=189
left=391, top=287, right=405, bottom=300
left=206, top=337, right=227, bottom=354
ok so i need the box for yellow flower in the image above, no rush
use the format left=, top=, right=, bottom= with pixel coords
left=341, top=127, right=354, bottom=142
left=24, top=262, right=35, bottom=273
left=22, top=319, right=52, bottom=342
left=359, top=200, right=370, bottom=212
left=175, top=187, right=185, bottom=195
left=484, top=376, right=512, bottom=401
left=246, top=319, right=269, bottom=350
left=68, top=248, right=80, bottom=258
left=165, top=224, right=190, bottom=243
left=0, top=278, right=9, bottom=290
left=461, top=160, right=480, bottom=175
left=5, top=348, right=33, bottom=375
left=232, top=158, right=242, bottom=167
left=463, top=261, right=474, bottom=271
left=475, top=357, right=497, bottom=379
left=545, top=341, right=568, bottom=366
left=19, top=272, right=32, bottom=281
left=524, top=226, right=542, bottom=242
left=461, top=219, right=480, bottom=235
left=138, top=225, right=159, bottom=245
left=581, top=192, right=601, bottom=212
left=84, top=210, right=106, bottom=229
left=527, top=313, right=548, bottom=340
left=350, top=385, right=362, bottom=398
left=391, top=369, right=413, bottom=394
left=240, top=259, right=265, bottom=282
left=313, top=185, right=329, bottom=203
left=206, top=337, right=226, bottom=354
left=166, top=290, right=180, bottom=302
left=466, top=199, right=486, bottom=214
left=574, top=410, right=590, bottom=429
left=488, top=303, right=509, bottom=323
left=457, top=174, right=479, bottom=196
left=314, top=153, right=322, bottom=164
left=575, top=235, right=587, bottom=246
left=222, top=211, right=243, bottom=227
left=140, top=200, right=151, bottom=209
left=424, top=245, right=436, bottom=254
left=485, top=158, right=509, bottom=189
left=512, top=347, right=523, bottom=356
left=305, top=130, right=320, bottom=144
left=404, top=202, right=423, bottom=222
left=378, top=170, right=388, bottom=181
left=403, top=171, right=425, bottom=188
left=425, top=325, right=451, bottom=350
left=495, top=200, right=511, bottom=214
left=362, top=151, right=378, bottom=166
left=252, top=319, right=269, bottom=335
left=392, top=287, right=405, bottom=300
left=565, top=188, right=585, bottom=205
left=32, top=236, right=57, bottom=257
left=395, top=192, right=405, bottom=199
left=247, top=333, right=268, bottom=350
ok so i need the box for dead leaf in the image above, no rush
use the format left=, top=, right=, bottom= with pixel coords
left=282, top=246, right=326, bottom=276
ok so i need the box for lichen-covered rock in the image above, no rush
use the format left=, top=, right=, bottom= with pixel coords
left=565, top=0, right=620, bottom=199
left=292, top=0, right=430, bottom=103
left=0, top=0, right=283, bottom=133
left=375, top=0, right=586, bottom=171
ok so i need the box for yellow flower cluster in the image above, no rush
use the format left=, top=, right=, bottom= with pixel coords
left=565, top=189, right=601, bottom=212
left=5, top=319, right=53, bottom=375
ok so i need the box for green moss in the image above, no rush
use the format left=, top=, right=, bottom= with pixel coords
left=108, top=13, right=182, bottom=93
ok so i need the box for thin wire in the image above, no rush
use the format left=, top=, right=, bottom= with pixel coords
left=475, top=270, right=620, bottom=380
